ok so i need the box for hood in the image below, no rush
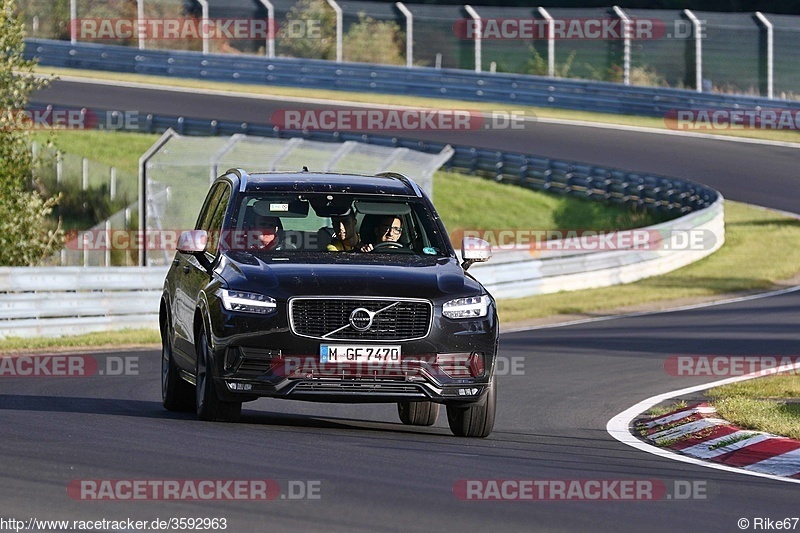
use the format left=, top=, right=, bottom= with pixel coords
left=216, top=252, right=483, bottom=300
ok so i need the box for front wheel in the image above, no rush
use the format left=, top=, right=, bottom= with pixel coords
left=397, top=401, right=439, bottom=426
left=161, top=323, right=194, bottom=412
left=196, top=325, right=242, bottom=423
left=446, top=376, right=496, bottom=438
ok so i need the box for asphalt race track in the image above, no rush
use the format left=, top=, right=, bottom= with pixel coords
left=3, top=78, right=797, bottom=532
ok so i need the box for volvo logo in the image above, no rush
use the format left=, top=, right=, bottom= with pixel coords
left=349, top=308, right=374, bottom=331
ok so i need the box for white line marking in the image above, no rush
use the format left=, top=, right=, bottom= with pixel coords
left=606, top=361, right=800, bottom=484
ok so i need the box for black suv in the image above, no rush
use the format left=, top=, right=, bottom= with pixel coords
left=160, top=169, right=498, bottom=437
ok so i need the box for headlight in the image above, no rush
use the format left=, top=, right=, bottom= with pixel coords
left=220, top=290, right=277, bottom=314
left=442, top=295, right=489, bottom=319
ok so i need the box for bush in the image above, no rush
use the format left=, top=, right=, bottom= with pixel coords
left=0, top=0, right=63, bottom=266
left=343, top=13, right=405, bottom=66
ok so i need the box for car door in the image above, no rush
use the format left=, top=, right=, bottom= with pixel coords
left=171, top=183, right=229, bottom=368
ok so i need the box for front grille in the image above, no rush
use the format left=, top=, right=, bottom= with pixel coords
left=290, top=297, right=432, bottom=340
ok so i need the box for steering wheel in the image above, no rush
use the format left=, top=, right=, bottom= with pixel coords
left=373, top=241, right=404, bottom=250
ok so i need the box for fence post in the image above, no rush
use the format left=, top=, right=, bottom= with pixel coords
left=613, top=6, right=631, bottom=86
left=110, top=167, right=117, bottom=201
left=70, top=0, right=77, bottom=45
left=396, top=2, right=413, bottom=68
left=464, top=5, right=482, bottom=73
left=257, top=0, right=275, bottom=58
left=326, top=0, right=343, bottom=63
left=196, top=0, right=209, bottom=54
left=56, top=150, right=63, bottom=184
left=755, top=11, right=774, bottom=99
left=82, top=157, right=89, bottom=190
left=137, top=0, right=145, bottom=50
left=537, top=7, right=555, bottom=78
left=683, top=9, right=703, bottom=92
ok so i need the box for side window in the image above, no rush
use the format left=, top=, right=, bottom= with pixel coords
left=204, top=186, right=232, bottom=257
left=196, top=184, right=224, bottom=231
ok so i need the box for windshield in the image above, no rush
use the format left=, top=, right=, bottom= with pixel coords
left=226, top=193, right=450, bottom=257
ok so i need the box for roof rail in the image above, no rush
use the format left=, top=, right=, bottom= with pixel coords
left=225, top=168, right=250, bottom=192
left=374, top=171, right=423, bottom=197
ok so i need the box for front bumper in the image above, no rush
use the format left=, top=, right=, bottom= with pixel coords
left=207, top=300, right=498, bottom=404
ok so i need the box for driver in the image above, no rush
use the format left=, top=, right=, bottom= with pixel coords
left=360, top=215, right=403, bottom=252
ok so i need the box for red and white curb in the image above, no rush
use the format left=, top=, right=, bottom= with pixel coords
left=636, top=403, right=800, bottom=479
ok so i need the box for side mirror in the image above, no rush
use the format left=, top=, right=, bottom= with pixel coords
left=177, top=230, right=208, bottom=254
left=461, top=236, right=492, bottom=271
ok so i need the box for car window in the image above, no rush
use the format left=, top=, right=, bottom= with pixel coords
left=196, top=183, right=225, bottom=232
left=204, top=185, right=231, bottom=257
left=229, top=193, right=448, bottom=255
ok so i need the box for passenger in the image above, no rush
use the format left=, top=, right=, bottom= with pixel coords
left=326, top=211, right=365, bottom=252
left=360, top=215, right=403, bottom=252
left=250, top=215, right=291, bottom=251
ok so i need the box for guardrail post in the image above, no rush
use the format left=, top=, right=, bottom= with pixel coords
left=537, top=7, right=554, bottom=78
left=258, top=0, right=275, bottom=58
left=396, top=2, right=413, bottom=68
left=464, top=5, right=482, bottom=73
left=755, top=11, right=774, bottom=99
left=613, top=6, right=631, bottom=86
left=683, top=9, right=703, bottom=92
left=326, top=0, right=343, bottom=63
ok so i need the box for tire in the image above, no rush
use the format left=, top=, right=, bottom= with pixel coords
left=397, top=401, right=439, bottom=426
left=446, top=376, right=496, bottom=438
left=195, top=325, right=242, bottom=423
left=161, top=323, right=195, bottom=412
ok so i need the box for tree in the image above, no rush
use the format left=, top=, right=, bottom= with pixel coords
left=278, top=0, right=336, bottom=60
left=343, top=13, right=405, bottom=66
left=0, top=0, right=62, bottom=266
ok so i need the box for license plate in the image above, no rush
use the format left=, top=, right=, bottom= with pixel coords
left=320, top=345, right=401, bottom=364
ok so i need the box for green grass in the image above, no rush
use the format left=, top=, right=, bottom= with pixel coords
left=0, top=328, right=160, bottom=354
left=433, top=170, right=661, bottom=235
left=34, top=66, right=800, bottom=145
left=498, top=201, right=800, bottom=323
left=32, top=130, right=159, bottom=175
left=706, top=395, right=800, bottom=441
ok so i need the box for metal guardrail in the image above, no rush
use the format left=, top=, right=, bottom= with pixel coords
left=24, top=39, right=800, bottom=118
left=0, top=267, right=167, bottom=338
left=7, top=41, right=727, bottom=338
